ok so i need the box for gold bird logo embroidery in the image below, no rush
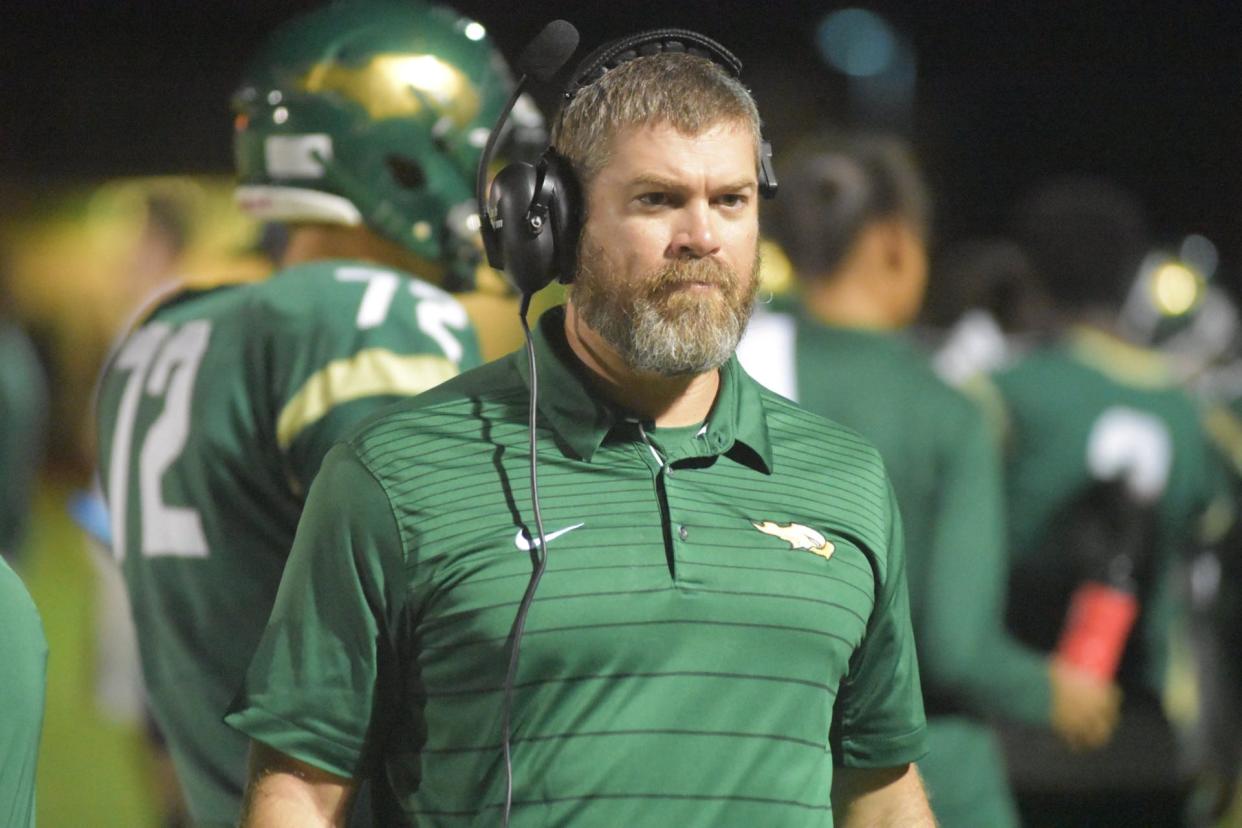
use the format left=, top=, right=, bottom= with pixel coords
left=753, top=521, right=835, bottom=560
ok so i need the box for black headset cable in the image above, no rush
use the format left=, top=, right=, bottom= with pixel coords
left=501, top=293, right=550, bottom=827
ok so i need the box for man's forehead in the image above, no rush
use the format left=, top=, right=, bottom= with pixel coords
left=599, top=119, right=758, bottom=183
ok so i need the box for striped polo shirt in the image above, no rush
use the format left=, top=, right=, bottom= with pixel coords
left=228, top=305, right=927, bottom=826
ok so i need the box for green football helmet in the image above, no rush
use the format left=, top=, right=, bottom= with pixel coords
left=232, top=0, right=528, bottom=287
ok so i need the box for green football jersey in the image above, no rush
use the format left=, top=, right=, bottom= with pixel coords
left=228, top=305, right=927, bottom=826
left=738, top=307, right=1046, bottom=827
left=94, top=259, right=481, bottom=827
left=994, top=326, right=1231, bottom=690
left=0, top=556, right=47, bottom=828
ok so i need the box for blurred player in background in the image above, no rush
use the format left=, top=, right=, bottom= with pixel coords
left=94, top=3, right=525, bottom=825
left=922, top=237, right=1055, bottom=389
left=1177, top=283, right=1242, bottom=825
left=0, top=272, right=47, bottom=566
left=737, top=134, right=1120, bottom=827
left=993, top=176, right=1234, bottom=825
left=0, top=268, right=48, bottom=828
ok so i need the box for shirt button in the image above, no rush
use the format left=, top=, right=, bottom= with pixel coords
left=678, top=525, right=689, bottom=541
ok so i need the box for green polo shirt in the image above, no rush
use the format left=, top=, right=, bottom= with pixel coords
left=228, top=305, right=927, bottom=826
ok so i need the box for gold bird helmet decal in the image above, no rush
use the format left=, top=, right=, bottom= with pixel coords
left=753, top=521, right=835, bottom=560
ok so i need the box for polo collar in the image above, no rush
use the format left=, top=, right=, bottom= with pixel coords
left=516, top=305, right=774, bottom=473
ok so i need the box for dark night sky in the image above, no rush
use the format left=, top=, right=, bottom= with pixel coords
left=4, top=1, right=1241, bottom=280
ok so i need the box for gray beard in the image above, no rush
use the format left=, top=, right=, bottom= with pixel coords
left=589, top=290, right=749, bottom=376
left=571, top=242, right=760, bottom=377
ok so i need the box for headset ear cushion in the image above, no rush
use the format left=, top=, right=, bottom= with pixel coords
left=541, top=150, right=582, bottom=285
left=488, top=161, right=557, bottom=295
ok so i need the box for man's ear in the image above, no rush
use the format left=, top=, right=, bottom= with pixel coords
left=875, top=218, right=910, bottom=278
left=871, top=218, right=928, bottom=326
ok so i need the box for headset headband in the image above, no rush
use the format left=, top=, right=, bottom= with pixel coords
left=564, top=29, right=744, bottom=98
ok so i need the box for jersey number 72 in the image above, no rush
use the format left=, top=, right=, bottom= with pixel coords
left=106, top=320, right=213, bottom=561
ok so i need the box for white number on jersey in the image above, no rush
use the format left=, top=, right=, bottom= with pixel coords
left=410, top=280, right=469, bottom=364
left=336, top=267, right=401, bottom=330
left=337, top=266, right=469, bottom=362
left=1086, top=406, right=1173, bottom=502
left=107, top=320, right=213, bottom=560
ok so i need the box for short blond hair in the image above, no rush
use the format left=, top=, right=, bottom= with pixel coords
left=551, top=52, right=762, bottom=188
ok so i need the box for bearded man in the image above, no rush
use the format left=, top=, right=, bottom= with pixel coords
left=228, top=37, right=933, bottom=828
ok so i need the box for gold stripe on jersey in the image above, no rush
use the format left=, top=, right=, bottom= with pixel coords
left=1069, top=326, right=1175, bottom=389
left=277, top=348, right=458, bottom=449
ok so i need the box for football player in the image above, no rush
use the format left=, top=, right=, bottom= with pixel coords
left=94, top=4, right=521, bottom=826
left=994, top=176, right=1233, bottom=825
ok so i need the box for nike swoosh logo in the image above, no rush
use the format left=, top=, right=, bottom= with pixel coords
left=514, top=522, right=584, bottom=552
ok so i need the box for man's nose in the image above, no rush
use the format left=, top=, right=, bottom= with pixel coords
left=669, top=202, right=719, bottom=258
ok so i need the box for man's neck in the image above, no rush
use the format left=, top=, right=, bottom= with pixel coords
left=802, top=269, right=902, bottom=331
left=280, top=224, right=445, bottom=284
left=563, top=302, right=720, bottom=427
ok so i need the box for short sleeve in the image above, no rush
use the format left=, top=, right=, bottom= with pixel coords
left=830, top=482, right=928, bottom=767
left=225, top=442, right=406, bottom=778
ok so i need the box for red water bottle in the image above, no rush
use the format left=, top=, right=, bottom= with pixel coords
left=1055, top=555, right=1139, bottom=681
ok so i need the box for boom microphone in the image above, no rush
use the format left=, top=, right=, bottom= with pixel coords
left=517, top=19, right=580, bottom=83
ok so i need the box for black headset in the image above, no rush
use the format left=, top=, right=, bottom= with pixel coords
left=478, top=26, right=778, bottom=298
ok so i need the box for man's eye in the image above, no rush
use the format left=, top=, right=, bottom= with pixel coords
left=717, top=193, right=747, bottom=208
left=637, top=193, right=669, bottom=207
